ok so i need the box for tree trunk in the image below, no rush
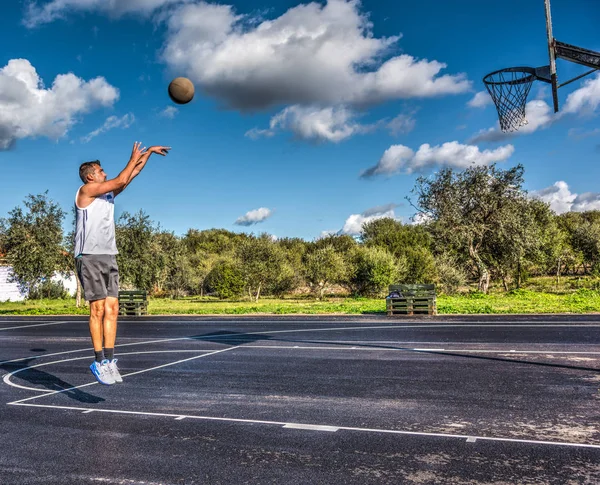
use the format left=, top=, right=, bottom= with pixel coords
left=255, top=282, right=261, bottom=302
left=516, top=260, right=521, bottom=289
left=469, top=242, right=490, bottom=293
left=556, top=257, right=562, bottom=286
left=76, top=273, right=82, bottom=308
left=502, top=275, right=509, bottom=292
left=480, top=272, right=490, bottom=293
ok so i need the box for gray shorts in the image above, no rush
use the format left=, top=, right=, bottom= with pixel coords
left=75, top=254, right=119, bottom=301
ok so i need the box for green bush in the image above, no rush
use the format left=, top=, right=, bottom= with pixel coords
left=205, top=259, right=245, bottom=299
left=28, top=280, right=69, bottom=300
left=433, top=253, right=467, bottom=295
left=346, top=246, right=402, bottom=297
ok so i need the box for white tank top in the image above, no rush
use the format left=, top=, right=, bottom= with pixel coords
left=74, top=186, right=118, bottom=256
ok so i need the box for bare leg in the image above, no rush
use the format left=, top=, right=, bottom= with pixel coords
left=103, top=296, right=119, bottom=349
left=89, top=299, right=106, bottom=352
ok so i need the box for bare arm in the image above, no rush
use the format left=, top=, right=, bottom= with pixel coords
left=114, top=145, right=171, bottom=196
left=80, top=142, right=147, bottom=199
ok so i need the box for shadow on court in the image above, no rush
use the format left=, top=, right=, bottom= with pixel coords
left=187, top=330, right=600, bottom=374
left=0, top=358, right=104, bottom=403
left=189, top=330, right=274, bottom=345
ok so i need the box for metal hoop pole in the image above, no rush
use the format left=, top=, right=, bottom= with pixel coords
left=544, top=0, right=559, bottom=112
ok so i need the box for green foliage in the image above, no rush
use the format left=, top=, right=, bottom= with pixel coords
left=28, top=280, right=69, bottom=300
left=115, top=210, right=159, bottom=291
left=184, top=228, right=248, bottom=256
left=1, top=192, right=67, bottom=293
left=361, top=218, right=431, bottom=254
left=313, top=234, right=357, bottom=253
left=235, top=234, right=289, bottom=300
left=434, top=253, right=467, bottom=295
left=360, top=217, right=435, bottom=284
left=412, top=164, right=529, bottom=293
left=154, top=231, right=194, bottom=298
left=205, top=258, right=245, bottom=299
left=303, top=245, right=346, bottom=299
left=345, top=245, right=403, bottom=297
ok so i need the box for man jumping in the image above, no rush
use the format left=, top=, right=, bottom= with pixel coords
left=74, top=142, right=170, bottom=385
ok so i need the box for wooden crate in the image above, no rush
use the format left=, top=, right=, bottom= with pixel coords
left=118, top=290, right=148, bottom=316
left=386, top=284, right=436, bottom=316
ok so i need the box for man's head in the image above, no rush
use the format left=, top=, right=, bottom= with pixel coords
left=79, top=160, right=106, bottom=184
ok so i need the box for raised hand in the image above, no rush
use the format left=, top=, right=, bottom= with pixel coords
left=130, top=141, right=147, bottom=161
left=147, top=146, right=171, bottom=156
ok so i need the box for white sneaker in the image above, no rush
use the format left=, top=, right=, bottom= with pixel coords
left=90, top=359, right=115, bottom=385
left=107, top=358, right=123, bottom=383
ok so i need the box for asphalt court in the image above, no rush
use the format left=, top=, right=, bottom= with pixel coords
left=1, top=315, right=599, bottom=484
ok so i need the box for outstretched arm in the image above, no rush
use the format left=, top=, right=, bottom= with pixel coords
left=80, top=142, right=147, bottom=199
left=114, top=145, right=171, bottom=196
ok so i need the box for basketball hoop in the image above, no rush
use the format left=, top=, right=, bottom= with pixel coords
left=483, top=67, right=538, bottom=133
left=481, top=0, right=600, bottom=133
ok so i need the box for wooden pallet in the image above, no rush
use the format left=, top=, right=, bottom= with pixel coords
left=118, top=290, right=148, bottom=316
left=386, top=284, right=436, bottom=316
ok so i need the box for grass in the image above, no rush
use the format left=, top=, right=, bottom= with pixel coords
left=2, top=276, right=600, bottom=315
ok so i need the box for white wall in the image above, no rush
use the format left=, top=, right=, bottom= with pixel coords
left=0, top=266, right=26, bottom=301
left=0, top=266, right=77, bottom=301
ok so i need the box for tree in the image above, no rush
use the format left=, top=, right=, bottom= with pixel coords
left=154, top=230, right=194, bottom=298
left=303, top=245, right=346, bottom=299
left=344, top=245, right=403, bottom=297
left=187, top=250, right=219, bottom=296
left=115, top=210, right=160, bottom=291
left=313, top=234, right=357, bottom=253
left=276, top=237, right=309, bottom=294
left=483, top=198, right=556, bottom=289
left=205, top=257, right=245, bottom=299
left=1, top=192, right=67, bottom=296
left=412, top=164, right=528, bottom=293
left=236, top=234, right=288, bottom=301
left=560, top=211, right=600, bottom=275
left=184, top=228, right=248, bottom=256
left=360, top=217, right=435, bottom=284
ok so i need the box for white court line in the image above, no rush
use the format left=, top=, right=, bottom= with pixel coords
left=8, top=401, right=600, bottom=450
left=0, top=321, right=69, bottom=331
left=4, top=347, right=239, bottom=398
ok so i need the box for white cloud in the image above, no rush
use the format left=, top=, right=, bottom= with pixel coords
left=234, top=207, right=273, bottom=226
left=0, top=58, right=119, bottom=150
left=410, top=212, right=433, bottom=225
left=81, top=113, right=135, bottom=143
left=244, top=127, right=275, bottom=140
left=531, top=180, right=600, bottom=214
left=562, top=73, right=600, bottom=115
left=386, top=113, right=416, bottom=136
left=246, top=105, right=375, bottom=142
left=467, top=90, right=492, bottom=108
left=361, top=141, right=514, bottom=177
left=568, top=127, right=600, bottom=139
left=23, top=0, right=185, bottom=28
left=571, top=192, right=600, bottom=212
left=161, top=0, right=471, bottom=111
left=339, top=204, right=400, bottom=236
left=469, top=99, right=554, bottom=143
left=159, top=106, right=179, bottom=118
left=247, top=105, right=415, bottom=143
left=530, top=181, right=577, bottom=214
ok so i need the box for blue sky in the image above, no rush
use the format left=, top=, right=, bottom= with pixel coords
left=1, top=0, right=600, bottom=240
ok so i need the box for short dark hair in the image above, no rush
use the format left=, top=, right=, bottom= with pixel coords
left=79, top=160, right=101, bottom=183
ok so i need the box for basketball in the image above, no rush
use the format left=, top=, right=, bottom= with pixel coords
left=168, top=77, right=195, bottom=104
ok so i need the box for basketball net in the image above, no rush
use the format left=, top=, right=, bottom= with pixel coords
left=483, top=68, right=536, bottom=133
